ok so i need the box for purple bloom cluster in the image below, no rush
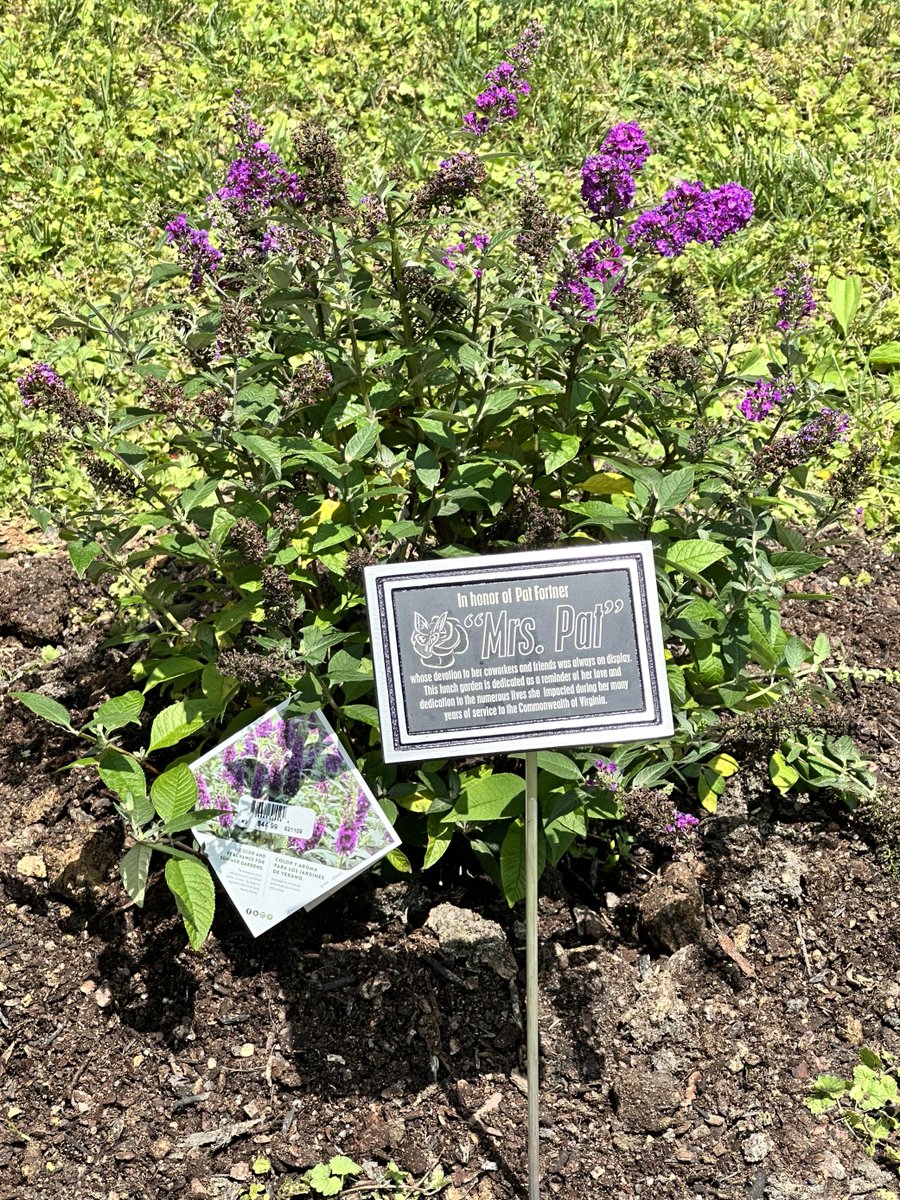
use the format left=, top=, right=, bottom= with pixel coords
left=463, top=20, right=545, bottom=136
left=441, top=228, right=491, bottom=275
left=581, top=121, right=651, bottom=222
left=585, top=759, right=620, bottom=792
left=774, top=262, right=816, bottom=333
left=549, top=238, right=624, bottom=322
left=664, top=811, right=700, bottom=834
left=739, top=375, right=794, bottom=421
left=164, top=214, right=223, bottom=290
left=18, top=362, right=61, bottom=407
left=627, top=180, right=754, bottom=257
left=216, top=138, right=305, bottom=217
left=753, top=406, right=851, bottom=476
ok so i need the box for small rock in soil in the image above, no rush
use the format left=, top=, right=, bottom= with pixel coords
left=15, top=853, right=46, bottom=879
left=743, top=1131, right=774, bottom=1163
left=425, top=902, right=517, bottom=979
left=638, top=861, right=705, bottom=952
left=611, top=1066, right=682, bottom=1133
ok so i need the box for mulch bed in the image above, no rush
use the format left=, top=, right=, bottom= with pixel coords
left=0, top=534, right=898, bottom=1200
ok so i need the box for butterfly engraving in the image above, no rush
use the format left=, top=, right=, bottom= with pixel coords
left=410, top=611, right=469, bottom=669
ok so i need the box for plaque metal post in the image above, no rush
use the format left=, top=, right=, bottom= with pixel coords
left=524, top=749, right=540, bottom=1200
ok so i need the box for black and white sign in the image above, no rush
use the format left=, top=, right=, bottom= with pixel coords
left=365, top=542, right=673, bottom=762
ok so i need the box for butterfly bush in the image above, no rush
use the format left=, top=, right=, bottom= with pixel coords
left=11, top=16, right=875, bottom=913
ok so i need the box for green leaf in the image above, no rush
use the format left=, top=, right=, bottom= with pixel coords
left=499, top=817, right=546, bottom=906
left=209, top=507, right=238, bottom=548
left=67, top=540, right=102, bottom=579
left=307, top=1164, right=342, bottom=1196
left=12, top=691, right=74, bottom=730
left=770, top=750, right=800, bottom=793
left=858, top=1047, right=884, bottom=1071
left=769, top=551, right=827, bottom=581
left=826, top=274, right=862, bottom=335
left=386, top=848, right=412, bottom=873
left=538, top=429, right=581, bottom=474
left=120, top=842, right=152, bottom=908
left=654, top=467, right=694, bottom=513
left=233, top=433, right=283, bottom=475
left=457, top=344, right=485, bottom=375
left=93, top=690, right=144, bottom=731
left=179, top=476, right=221, bottom=515
left=328, top=1156, right=361, bottom=1177
left=500, top=818, right=526, bottom=905
left=666, top=663, right=686, bottom=706
left=341, top=703, right=380, bottom=728
left=165, top=857, right=215, bottom=950
left=535, top=751, right=583, bottom=781
left=449, top=773, right=525, bottom=822
left=813, top=633, right=831, bottom=663
left=869, top=342, right=900, bottom=368
left=665, top=539, right=730, bottom=575
left=151, top=763, right=199, bottom=821
left=414, top=444, right=441, bottom=490
left=148, top=700, right=214, bottom=753
left=344, top=420, right=381, bottom=462
left=423, top=815, right=454, bottom=868
left=99, top=750, right=154, bottom=825
left=139, top=656, right=205, bottom=692
left=148, top=262, right=184, bottom=286
left=163, top=811, right=221, bottom=835
left=327, top=649, right=373, bottom=683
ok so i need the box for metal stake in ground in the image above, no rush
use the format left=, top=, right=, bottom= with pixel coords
left=524, top=750, right=540, bottom=1200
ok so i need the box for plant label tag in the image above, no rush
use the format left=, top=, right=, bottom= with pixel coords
left=190, top=704, right=401, bottom=935
left=365, top=542, right=672, bottom=761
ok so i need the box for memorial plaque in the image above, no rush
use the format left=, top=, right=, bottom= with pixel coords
left=365, top=542, right=673, bottom=761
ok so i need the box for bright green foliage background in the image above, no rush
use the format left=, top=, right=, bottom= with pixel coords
left=3, top=0, right=899, bottom=405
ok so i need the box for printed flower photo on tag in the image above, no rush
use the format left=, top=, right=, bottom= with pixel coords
left=190, top=704, right=400, bottom=934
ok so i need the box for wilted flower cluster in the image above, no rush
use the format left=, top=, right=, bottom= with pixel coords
left=581, top=121, right=651, bottom=222
left=284, top=358, right=333, bottom=407
left=628, top=179, right=754, bottom=257
left=17, top=363, right=95, bottom=428
left=774, top=261, right=816, bottom=333
left=462, top=19, right=545, bottom=136
left=739, top=374, right=794, bottom=421
left=752, top=407, right=851, bottom=476
left=413, top=151, right=488, bottom=215
left=514, top=171, right=565, bottom=272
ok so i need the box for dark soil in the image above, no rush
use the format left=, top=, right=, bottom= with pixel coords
left=1, top=537, right=899, bottom=1200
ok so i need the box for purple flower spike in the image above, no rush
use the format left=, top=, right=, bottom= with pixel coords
left=774, top=262, right=816, bottom=333
left=164, top=215, right=223, bottom=290
left=462, top=20, right=545, bottom=136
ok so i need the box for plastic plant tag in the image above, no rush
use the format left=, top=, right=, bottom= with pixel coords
left=190, top=703, right=400, bottom=935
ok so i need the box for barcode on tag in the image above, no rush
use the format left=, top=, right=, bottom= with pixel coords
left=236, top=797, right=314, bottom=840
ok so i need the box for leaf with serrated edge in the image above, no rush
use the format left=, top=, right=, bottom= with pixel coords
left=94, top=690, right=144, bottom=731
left=164, top=858, right=215, bottom=950
left=120, top=843, right=152, bottom=908
left=151, top=763, right=198, bottom=821
left=12, top=691, right=73, bottom=730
